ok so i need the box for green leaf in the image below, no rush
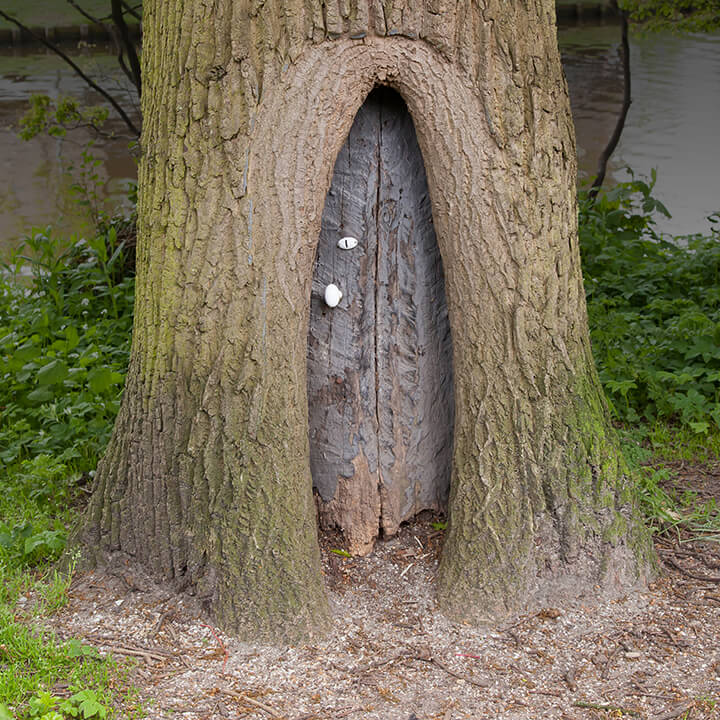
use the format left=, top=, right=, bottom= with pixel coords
left=87, top=367, right=113, bottom=394
left=14, top=341, right=41, bottom=363
left=0, top=704, right=14, bottom=720
left=36, top=359, right=69, bottom=386
left=330, top=548, right=351, bottom=558
left=69, top=691, right=107, bottom=720
left=64, top=324, right=80, bottom=350
left=24, top=534, right=46, bottom=555
left=66, top=638, right=100, bottom=659
left=28, top=692, right=57, bottom=717
left=58, top=699, right=80, bottom=718
left=26, top=387, right=55, bottom=404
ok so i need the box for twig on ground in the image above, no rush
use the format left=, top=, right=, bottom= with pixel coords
left=218, top=688, right=284, bottom=719
left=416, top=655, right=491, bottom=688
left=104, top=645, right=168, bottom=662
left=354, top=653, right=404, bottom=674
left=602, top=644, right=621, bottom=680
left=332, top=708, right=363, bottom=719
left=202, top=622, right=229, bottom=673
left=665, top=557, right=720, bottom=583
left=153, top=609, right=174, bottom=637
left=573, top=700, right=642, bottom=717
left=650, top=704, right=693, bottom=720
left=83, top=634, right=174, bottom=657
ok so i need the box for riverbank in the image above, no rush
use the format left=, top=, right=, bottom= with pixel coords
left=0, top=22, right=141, bottom=47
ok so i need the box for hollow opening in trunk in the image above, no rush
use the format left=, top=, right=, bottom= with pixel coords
left=307, top=87, right=454, bottom=555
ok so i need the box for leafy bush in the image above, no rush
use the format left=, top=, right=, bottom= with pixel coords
left=0, top=223, right=134, bottom=571
left=1, top=226, right=133, bottom=468
left=579, top=171, right=720, bottom=433
left=619, top=0, right=720, bottom=32
left=0, top=220, right=137, bottom=718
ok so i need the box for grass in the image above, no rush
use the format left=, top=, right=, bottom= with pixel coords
left=0, top=554, right=142, bottom=719
left=620, top=425, right=720, bottom=542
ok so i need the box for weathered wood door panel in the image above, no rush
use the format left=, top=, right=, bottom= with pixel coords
left=308, top=88, right=453, bottom=554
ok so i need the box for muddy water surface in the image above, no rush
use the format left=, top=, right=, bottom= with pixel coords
left=0, top=45, right=138, bottom=257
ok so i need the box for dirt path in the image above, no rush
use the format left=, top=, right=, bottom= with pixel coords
left=39, top=514, right=717, bottom=720
left=41, top=458, right=720, bottom=720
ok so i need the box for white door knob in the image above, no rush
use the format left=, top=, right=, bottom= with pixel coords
left=324, top=284, right=343, bottom=307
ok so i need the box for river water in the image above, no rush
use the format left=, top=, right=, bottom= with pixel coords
left=1, top=24, right=719, bottom=257
left=561, top=22, right=720, bottom=236
left=0, top=46, right=138, bottom=257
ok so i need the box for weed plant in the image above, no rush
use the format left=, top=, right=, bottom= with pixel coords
left=580, top=171, right=720, bottom=434
left=0, top=218, right=134, bottom=718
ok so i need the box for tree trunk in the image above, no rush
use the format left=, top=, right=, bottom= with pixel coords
left=79, top=0, right=654, bottom=640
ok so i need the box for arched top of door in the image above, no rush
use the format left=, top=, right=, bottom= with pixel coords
left=245, top=38, right=496, bottom=311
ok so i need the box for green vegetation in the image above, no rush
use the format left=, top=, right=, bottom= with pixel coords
left=19, top=96, right=109, bottom=143
left=580, top=171, right=720, bottom=433
left=620, top=0, right=720, bottom=32
left=0, top=615, right=119, bottom=719
left=0, top=210, right=135, bottom=717
left=580, top=171, right=720, bottom=541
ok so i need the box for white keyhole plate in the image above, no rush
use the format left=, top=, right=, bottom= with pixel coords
left=337, top=236, right=358, bottom=250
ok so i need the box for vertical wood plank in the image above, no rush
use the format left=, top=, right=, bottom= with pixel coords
left=308, top=99, right=382, bottom=553
left=375, top=88, right=454, bottom=536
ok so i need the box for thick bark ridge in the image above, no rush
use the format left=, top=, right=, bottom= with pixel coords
left=79, top=0, right=654, bottom=639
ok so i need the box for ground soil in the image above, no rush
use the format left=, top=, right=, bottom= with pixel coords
left=38, top=463, right=720, bottom=720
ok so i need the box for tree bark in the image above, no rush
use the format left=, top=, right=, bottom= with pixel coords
left=79, top=0, right=654, bottom=640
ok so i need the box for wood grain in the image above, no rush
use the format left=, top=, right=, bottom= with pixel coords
left=308, top=88, right=453, bottom=551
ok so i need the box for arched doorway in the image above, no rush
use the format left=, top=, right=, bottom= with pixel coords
left=308, top=87, right=454, bottom=554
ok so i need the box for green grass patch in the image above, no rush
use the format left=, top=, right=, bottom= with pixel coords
left=0, top=602, right=116, bottom=719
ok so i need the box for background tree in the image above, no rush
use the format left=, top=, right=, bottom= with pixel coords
left=620, top=0, right=720, bottom=31
left=78, top=0, right=653, bottom=640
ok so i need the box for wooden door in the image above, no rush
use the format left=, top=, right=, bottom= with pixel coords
left=308, top=88, right=454, bottom=555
